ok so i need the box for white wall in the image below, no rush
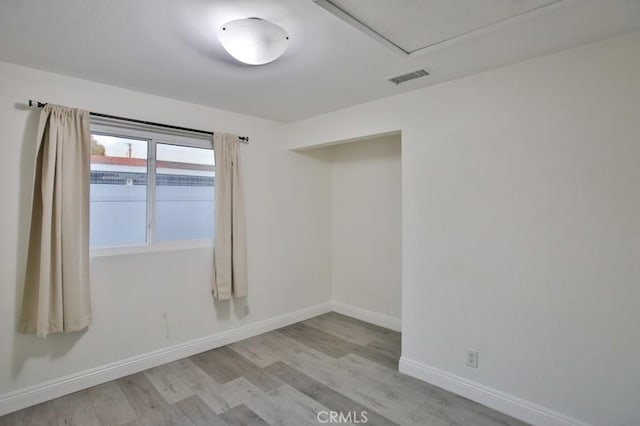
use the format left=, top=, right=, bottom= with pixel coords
left=287, top=32, right=640, bottom=426
left=0, top=61, right=332, bottom=405
left=329, top=135, right=402, bottom=323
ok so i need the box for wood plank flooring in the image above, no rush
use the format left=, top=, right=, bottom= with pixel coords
left=0, top=312, right=528, bottom=425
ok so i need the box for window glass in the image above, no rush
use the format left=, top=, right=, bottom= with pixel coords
left=155, top=143, right=215, bottom=242
left=90, top=134, right=148, bottom=247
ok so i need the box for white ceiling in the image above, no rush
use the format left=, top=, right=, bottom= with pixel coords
left=0, top=0, right=638, bottom=122
left=316, top=0, right=561, bottom=54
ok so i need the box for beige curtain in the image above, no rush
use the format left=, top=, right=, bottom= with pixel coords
left=212, top=133, right=248, bottom=300
left=19, top=105, right=92, bottom=337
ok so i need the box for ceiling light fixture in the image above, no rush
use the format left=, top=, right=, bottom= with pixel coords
left=218, top=17, right=290, bottom=65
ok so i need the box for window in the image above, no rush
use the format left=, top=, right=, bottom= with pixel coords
left=155, top=143, right=214, bottom=242
left=89, top=122, right=214, bottom=253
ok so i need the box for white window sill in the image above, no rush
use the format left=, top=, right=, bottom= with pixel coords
left=90, top=239, right=213, bottom=258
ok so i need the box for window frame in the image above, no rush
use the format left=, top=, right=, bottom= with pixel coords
left=89, top=120, right=215, bottom=257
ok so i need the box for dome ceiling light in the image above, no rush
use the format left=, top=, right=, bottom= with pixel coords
left=218, top=17, right=290, bottom=65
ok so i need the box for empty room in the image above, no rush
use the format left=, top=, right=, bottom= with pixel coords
left=0, top=1, right=638, bottom=425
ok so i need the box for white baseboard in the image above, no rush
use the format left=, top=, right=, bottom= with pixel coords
left=0, top=302, right=332, bottom=416
left=331, top=301, right=401, bottom=331
left=399, top=357, right=589, bottom=426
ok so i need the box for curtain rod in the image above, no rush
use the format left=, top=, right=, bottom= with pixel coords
left=27, top=100, right=249, bottom=143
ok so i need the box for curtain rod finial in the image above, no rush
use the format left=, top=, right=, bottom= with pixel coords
left=28, top=100, right=46, bottom=108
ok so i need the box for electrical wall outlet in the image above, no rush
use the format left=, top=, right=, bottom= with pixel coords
left=466, top=349, right=478, bottom=368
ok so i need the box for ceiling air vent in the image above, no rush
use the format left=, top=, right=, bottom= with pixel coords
left=388, top=69, right=430, bottom=85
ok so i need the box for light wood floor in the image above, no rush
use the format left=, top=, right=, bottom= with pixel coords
left=0, top=312, right=527, bottom=425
